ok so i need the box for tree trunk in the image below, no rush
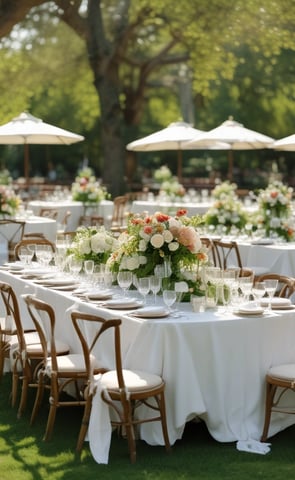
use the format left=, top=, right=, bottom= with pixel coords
left=85, top=0, right=126, bottom=198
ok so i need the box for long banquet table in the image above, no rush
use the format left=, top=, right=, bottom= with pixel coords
left=1, top=267, right=295, bottom=457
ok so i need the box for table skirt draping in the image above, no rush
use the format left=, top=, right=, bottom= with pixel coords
left=1, top=268, right=295, bottom=454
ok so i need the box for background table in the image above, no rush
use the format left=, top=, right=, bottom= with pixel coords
left=131, top=200, right=213, bottom=216
left=1, top=268, right=295, bottom=450
left=28, top=200, right=114, bottom=231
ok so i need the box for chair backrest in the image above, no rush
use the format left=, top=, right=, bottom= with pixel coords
left=200, top=237, right=217, bottom=266
left=22, top=294, right=56, bottom=364
left=111, top=196, right=128, bottom=227
left=79, top=215, right=104, bottom=228
left=39, top=208, right=58, bottom=220
left=14, top=238, right=55, bottom=261
left=212, top=239, right=243, bottom=270
left=71, top=311, right=121, bottom=379
left=0, top=281, right=24, bottom=344
left=255, top=273, right=295, bottom=298
left=0, top=220, right=25, bottom=260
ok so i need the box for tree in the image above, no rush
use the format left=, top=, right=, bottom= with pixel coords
left=1, top=1, right=295, bottom=195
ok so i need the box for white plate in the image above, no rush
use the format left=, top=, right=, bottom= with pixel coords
left=104, top=298, right=142, bottom=309
left=261, top=297, right=291, bottom=308
left=251, top=239, right=274, bottom=245
left=82, top=289, right=113, bottom=300
left=235, top=309, right=264, bottom=316
left=235, top=302, right=265, bottom=315
left=4, top=262, right=23, bottom=271
left=35, top=278, right=77, bottom=287
left=130, top=306, right=170, bottom=318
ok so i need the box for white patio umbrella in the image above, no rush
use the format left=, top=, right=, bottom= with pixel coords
left=271, top=133, right=295, bottom=151
left=184, top=117, right=274, bottom=180
left=0, top=112, right=85, bottom=183
left=126, top=121, right=229, bottom=180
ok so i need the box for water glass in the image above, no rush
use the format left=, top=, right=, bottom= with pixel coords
left=163, top=289, right=177, bottom=313
left=137, top=276, right=151, bottom=304
left=117, top=271, right=133, bottom=297
left=150, top=275, right=162, bottom=304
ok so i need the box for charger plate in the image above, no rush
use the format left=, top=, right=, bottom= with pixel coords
left=130, top=306, right=170, bottom=318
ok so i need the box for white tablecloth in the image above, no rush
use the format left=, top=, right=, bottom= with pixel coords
left=236, top=241, right=295, bottom=277
left=28, top=200, right=114, bottom=231
left=1, top=268, right=295, bottom=453
left=131, top=200, right=213, bottom=216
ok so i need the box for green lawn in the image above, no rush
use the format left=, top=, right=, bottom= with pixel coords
left=0, top=373, right=294, bottom=480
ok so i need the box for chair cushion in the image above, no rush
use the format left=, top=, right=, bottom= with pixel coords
left=46, top=353, right=99, bottom=373
left=268, top=364, right=295, bottom=381
left=27, top=340, right=69, bottom=356
left=100, top=369, right=163, bottom=392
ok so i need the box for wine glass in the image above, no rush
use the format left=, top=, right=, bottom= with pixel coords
left=150, top=275, right=162, bottom=304
left=238, top=276, right=254, bottom=302
left=69, top=256, right=83, bottom=279
left=18, top=246, right=34, bottom=266
left=163, top=289, right=177, bottom=314
left=137, top=276, right=151, bottom=304
left=35, top=244, right=53, bottom=268
left=117, top=271, right=133, bottom=297
left=251, top=281, right=266, bottom=306
left=264, top=279, right=278, bottom=311
left=84, top=260, right=94, bottom=286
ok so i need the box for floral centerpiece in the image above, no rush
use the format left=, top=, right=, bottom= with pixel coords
left=154, top=165, right=185, bottom=199
left=71, top=167, right=109, bottom=204
left=106, top=209, right=209, bottom=298
left=0, top=186, right=22, bottom=217
left=256, top=180, right=294, bottom=241
left=204, top=181, right=248, bottom=234
left=0, top=168, right=12, bottom=185
left=67, top=225, right=119, bottom=264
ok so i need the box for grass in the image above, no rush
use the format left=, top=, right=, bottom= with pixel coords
left=0, top=373, right=294, bottom=480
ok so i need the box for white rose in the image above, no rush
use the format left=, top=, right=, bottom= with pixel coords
left=138, top=239, right=147, bottom=251
left=138, top=255, right=147, bottom=265
left=79, top=238, right=91, bottom=254
left=168, top=241, right=179, bottom=251
left=163, top=230, right=173, bottom=243
left=126, top=255, right=140, bottom=270
left=150, top=233, right=164, bottom=248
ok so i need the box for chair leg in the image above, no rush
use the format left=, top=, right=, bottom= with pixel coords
left=30, top=375, right=45, bottom=425
left=159, top=392, right=171, bottom=452
left=17, top=375, right=29, bottom=418
left=76, top=396, right=92, bottom=453
left=11, top=371, right=19, bottom=407
left=43, top=403, right=57, bottom=441
left=261, top=382, right=276, bottom=442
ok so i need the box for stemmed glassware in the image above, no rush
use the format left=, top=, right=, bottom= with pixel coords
left=84, top=260, right=95, bottom=286
left=163, top=289, right=177, bottom=314
left=150, top=275, right=162, bottom=304
left=35, top=245, right=53, bottom=268
left=137, top=276, right=151, bottom=304
left=117, top=271, right=133, bottom=297
left=264, top=279, right=278, bottom=311
left=69, top=256, right=83, bottom=279
left=18, top=246, right=34, bottom=266
left=251, top=281, right=266, bottom=306
left=238, top=275, right=254, bottom=302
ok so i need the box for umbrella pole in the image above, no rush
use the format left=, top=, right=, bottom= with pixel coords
left=227, top=150, right=234, bottom=181
left=24, top=143, right=29, bottom=185
left=177, top=149, right=182, bottom=181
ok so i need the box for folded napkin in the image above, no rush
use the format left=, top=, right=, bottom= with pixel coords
left=88, top=375, right=112, bottom=464
left=236, top=439, right=271, bottom=455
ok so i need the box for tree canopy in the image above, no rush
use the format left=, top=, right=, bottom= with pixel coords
left=1, top=1, right=295, bottom=193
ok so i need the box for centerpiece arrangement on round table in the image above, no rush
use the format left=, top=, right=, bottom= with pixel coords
left=71, top=167, right=109, bottom=208
left=106, top=209, right=209, bottom=298
left=255, top=180, right=294, bottom=241
left=0, top=185, right=22, bottom=217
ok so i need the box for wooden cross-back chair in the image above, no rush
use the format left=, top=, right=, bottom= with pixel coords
left=39, top=208, right=59, bottom=220
left=0, top=219, right=25, bottom=261
left=14, top=238, right=55, bottom=261
left=23, top=295, right=106, bottom=442
left=255, top=273, right=295, bottom=298
left=212, top=239, right=259, bottom=278
left=71, top=310, right=170, bottom=463
left=110, top=195, right=128, bottom=234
